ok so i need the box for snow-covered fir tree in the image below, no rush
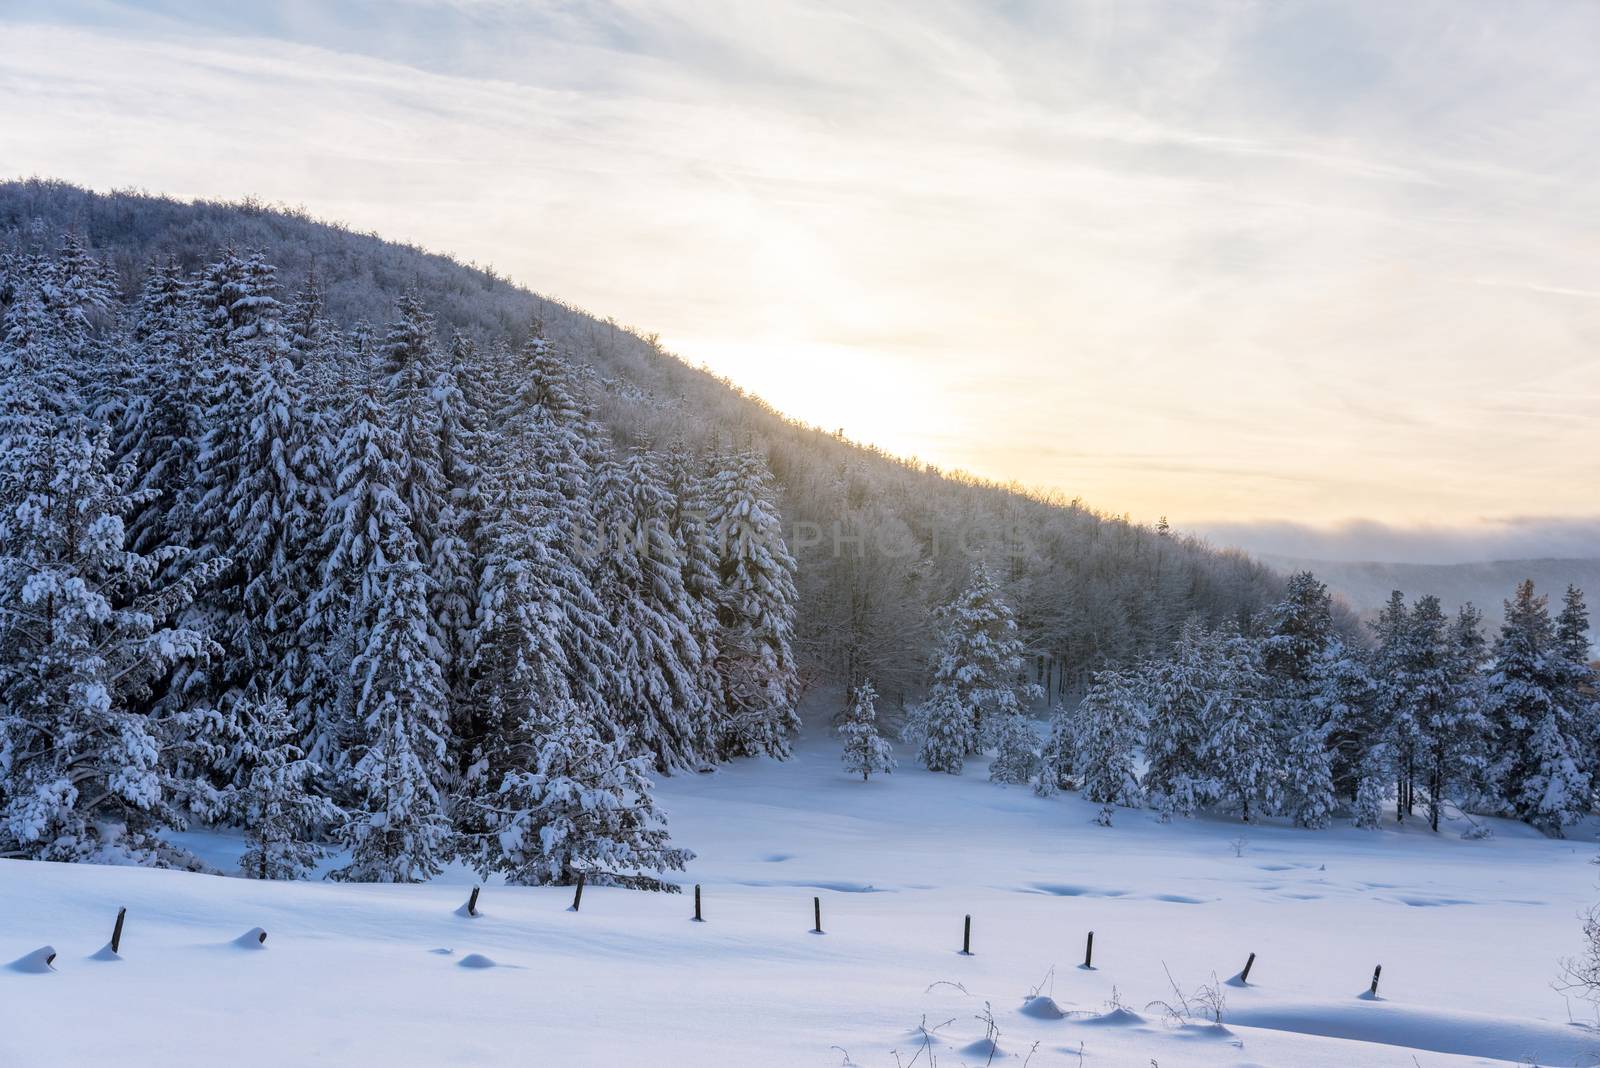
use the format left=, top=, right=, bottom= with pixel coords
left=235, top=694, right=341, bottom=880
left=1415, top=602, right=1490, bottom=831
left=1142, top=622, right=1217, bottom=820
left=376, top=294, right=446, bottom=573
left=332, top=552, right=453, bottom=883
left=706, top=449, right=800, bottom=759
left=590, top=451, right=708, bottom=771
left=115, top=258, right=208, bottom=557
left=839, top=680, right=895, bottom=781
left=430, top=333, right=482, bottom=754
left=1034, top=704, right=1076, bottom=797
left=927, top=564, right=1038, bottom=749
left=987, top=711, right=1039, bottom=785
left=1259, top=572, right=1340, bottom=828
left=465, top=701, right=693, bottom=890
left=0, top=428, right=222, bottom=865
left=1554, top=585, right=1600, bottom=807
left=1199, top=628, right=1278, bottom=822
left=659, top=441, right=728, bottom=760
left=1487, top=580, right=1589, bottom=835
left=1070, top=668, right=1145, bottom=825
left=913, top=686, right=973, bottom=774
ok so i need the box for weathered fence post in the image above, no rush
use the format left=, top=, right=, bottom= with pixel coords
left=812, top=896, right=823, bottom=934
left=961, top=914, right=972, bottom=955
left=111, top=907, right=127, bottom=955
left=1369, top=964, right=1382, bottom=997
left=693, top=884, right=703, bottom=922
left=1241, top=951, right=1255, bottom=983
left=466, top=887, right=480, bottom=917
left=571, top=873, right=586, bottom=912
left=1083, top=931, right=1094, bottom=969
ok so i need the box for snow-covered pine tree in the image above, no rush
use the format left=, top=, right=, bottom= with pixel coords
left=1316, top=638, right=1382, bottom=809
left=0, top=428, right=222, bottom=865
left=987, top=711, right=1039, bottom=785
left=706, top=449, right=801, bottom=759
left=1487, top=580, right=1589, bottom=835
left=1199, top=629, right=1279, bottom=822
left=914, top=686, right=973, bottom=774
left=1142, top=622, right=1217, bottom=820
left=431, top=333, right=482, bottom=756
left=115, top=258, right=208, bottom=557
left=589, top=450, right=708, bottom=771
left=44, top=232, right=117, bottom=350
left=221, top=335, right=324, bottom=776
left=1414, top=602, right=1490, bottom=831
left=1034, top=703, right=1076, bottom=797
left=377, top=294, right=446, bottom=572
left=840, top=680, right=895, bottom=780
left=178, top=250, right=301, bottom=730
left=302, top=372, right=423, bottom=771
left=0, top=271, right=84, bottom=448
left=235, top=694, right=341, bottom=880
left=1367, top=590, right=1417, bottom=820
left=1070, top=669, right=1145, bottom=825
left=927, top=564, right=1038, bottom=749
left=461, top=331, right=614, bottom=794
left=1259, top=572, right=1340, bottom=828
left=659, top=442, right=728, bottom=760
left=195, top=248, right=283, bottom=351
left=1554, top=585, right=1600, bottom=807
left=465, top=701, right=693, bottom=890
left=332, top=551, right=453, bottom=883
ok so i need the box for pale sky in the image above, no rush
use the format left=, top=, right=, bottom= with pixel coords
left=3, top=0, right=1599, bottom=548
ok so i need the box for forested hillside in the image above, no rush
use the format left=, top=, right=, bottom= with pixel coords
left=0, top=180, right=1281, bottom=707
left=0, top=179, right=1287, bottom=878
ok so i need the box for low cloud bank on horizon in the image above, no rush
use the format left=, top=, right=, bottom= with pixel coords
left=1199, top=516, right=1600, bottom=566
left=2, top=0, right=1598, bottom=561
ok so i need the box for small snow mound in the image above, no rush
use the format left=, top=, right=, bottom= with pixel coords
left=959, top=1038, right=1000, bottom=1057
left=1020, top=996, right=1065, bottom=1019
left=1224, top=972, right=1249, bottom=988
left=458, top=953, right=497, bottom=969
left=1174, top=1022, right=1234, bottom=1040
left=233, top=927, right=268, bottom=949
left=88, top=943, right=123, bottom=962
left=1356, top=989, right=1382, bottom=1001
left=8, top=946, right=57, bottom=973
left=1081, top=1007, right=1144, bottom=1027
left=453, top=903, right=478, bottom=918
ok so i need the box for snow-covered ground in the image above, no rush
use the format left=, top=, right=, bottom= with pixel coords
left=4, top=718, right=1599, bottom=1067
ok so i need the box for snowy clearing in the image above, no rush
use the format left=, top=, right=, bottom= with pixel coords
left=3, top=720, right=1598, bottom=1067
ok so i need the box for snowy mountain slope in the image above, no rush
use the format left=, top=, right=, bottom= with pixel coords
left=5, top=716, right=1596, bottom=1067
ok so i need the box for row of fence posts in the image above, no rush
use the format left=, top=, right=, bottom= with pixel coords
left=471, top=883, right=1384, bottom=997
left=66, top=891, right=1387, bottom=999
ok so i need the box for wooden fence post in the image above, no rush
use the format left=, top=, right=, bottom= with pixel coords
left=1241, top=951, right=1255, bottom=983
left=466, top=887, right=480, bottom=917
left=1369, top=964, right=1382, bottom=997
left=1083, top=931, right=1094, bottom=969
left=693, top=884, right=703, bottom=922
left=812, top=896, right=822, bottom=934
left=571, top=873, right=586, bottom=912
left=961, top=914, right=972, bottom=955
left=111, top=907, right=127, bottom=955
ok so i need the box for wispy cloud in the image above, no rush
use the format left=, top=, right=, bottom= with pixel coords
left=3, top=0, right=1599, bottom=549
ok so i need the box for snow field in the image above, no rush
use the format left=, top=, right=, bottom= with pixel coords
left=4, top=727, right=1599, bottom=1066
